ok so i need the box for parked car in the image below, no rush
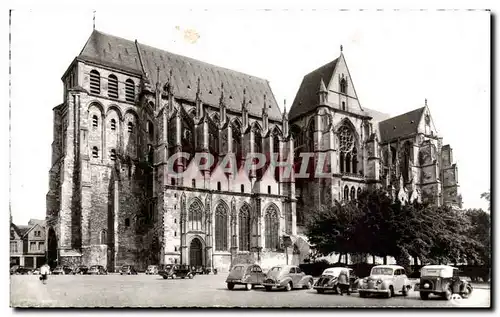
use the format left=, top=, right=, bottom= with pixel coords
left=88, top=265, right=108, bottom=275
left=158, top=264, right=194, bottom=279
left=226, top=264, right=266, bottom=290
left=32, top=268, right=41, bottom=275
left=10, top=265, right=32, bottom=275
left=73, top=265, right=89, bottom=275
left=357, top=265, right=412, bottom=298
left=313, top=267, right=359, bottom=294
left=52, top=265, right=73, bottom=275
left=417, top=265, right=473, bottom=300
left=119, top=265, right=138, bottom=275
left=146, top=265, right=158, bottom=275
left=194, top=266, right=212, bottom=275
left=262, top=265, right=314, bottom=292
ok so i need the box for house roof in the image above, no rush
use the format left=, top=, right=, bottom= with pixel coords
left=289, top=59, right=339, bottom=120
left=28, top=219, right=45, bottom=227
left=378, top=107, right=426, bottom=142
left=79, top=30, right=281, bottom=121
left=16, top=225, right=30, bottom=237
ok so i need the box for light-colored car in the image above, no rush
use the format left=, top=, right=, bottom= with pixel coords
left=417, top=265, right=473, bottom=300
left=262, top=265, right=314, bottom=292
left=358, top=265, right=412, bottom=298
left=313, top=267, right=359, bottom=294
left=146, top=265, right=158, bottom=275
left=225, top=264, right=266, bottom=290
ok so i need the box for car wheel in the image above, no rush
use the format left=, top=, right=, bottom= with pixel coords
left=188, top=274, right=193, bottom=279
left=285, top=282, right=292, bottom=292
left=245, top=283, right=252, bottom=291
left=359, top=291, right=367, bottom=298
left=402, top=285, right=408, bottom=296
left=172, top=274, right=176, bottom=279
left=334, top=285, right=341, bottom=294
left=265, top=286, right=272, bottom=292
left=227, top=283, right=235, bottom=290
left=444, top=287, right=453, bottom=300
left=462, top=285, right=472, bottom=299
left=317, top=289, right=324, bottom=294
left=163, top=276, right=168, bottom=279
left=420, top=292, right=429, bottom=300
left=305, top=280, right=313, bottom=289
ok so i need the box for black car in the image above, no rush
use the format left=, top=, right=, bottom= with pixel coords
left=159, top=264, right=194, bottom=279
left=88, top=265, right=108, bottom=275
left=73, top=265, right=89, bottom=275
left=194, top=266, right=212, bottom=275
left=52, top=265, right=73, bottom=275
left=10, top=265, right=33, bottom=275
left=120, top=265, right=138, bottom=275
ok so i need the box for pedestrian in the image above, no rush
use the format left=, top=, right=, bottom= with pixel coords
left=39, top=263, right=50, bottom=285
left=337, top=268, right=350, bottom=295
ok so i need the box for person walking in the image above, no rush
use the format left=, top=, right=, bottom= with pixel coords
left=40, top=263, right=50, bottom=285
left=338, top=268, right=350, bottom=295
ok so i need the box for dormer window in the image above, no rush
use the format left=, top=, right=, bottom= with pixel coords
left=110, top=119, right=116, bottom=130
left=108, top=74, right=118, bottom=99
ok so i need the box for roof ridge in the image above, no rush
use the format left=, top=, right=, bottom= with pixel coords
left=379, top=107, right=425, bottom=124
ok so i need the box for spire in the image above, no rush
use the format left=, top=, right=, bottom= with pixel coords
left=93, top=10, right=96, bottom=30
left=283, top=99, right=287, bottom=119
left=241, top=88, right=248, bottom=128
left=196, top=77, right=201, bottom=101
left=168, top=69, right=173, bottom=94
left=340, top=44, right=343, bottom=53
left=318, top=78, right=328, bottom=105
left=262, top=94, right=269, bottom=132
left=282, top=98, right=289, bottom=137
left=219, top=82, right=226, bottom=123
left=262, top=94, right=268, bottom=115
left=156, top=66, right=161, bottom=89
left=195, top=77, right=204, bottom=119
left=425, top=98, right=428, bottom=106
left=242, top=88, right=247, bottom=109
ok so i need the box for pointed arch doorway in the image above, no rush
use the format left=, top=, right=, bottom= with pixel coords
left=189, top=238, right=203, bottom=267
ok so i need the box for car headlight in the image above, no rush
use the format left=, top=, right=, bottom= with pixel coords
left=377, top=279, right=383, bottom=284
left=424, top=283, right=430, bottom=288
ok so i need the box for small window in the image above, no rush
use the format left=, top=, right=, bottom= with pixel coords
left=268, top=186, right=271, bottom=194
left=174, top=246, right=177, bottom=251
left=110, top=149, right=117, bottom=161
left=217, top=182, right=221, bottom=191
left=125, top=79, right=135, bottom=102
left=174, top=218, right=177, bottom=224
left=241, top=184, right=244, bottom=193
left=110, top=119, right=116, bottom=130
left=192, top=179, right=196, bottom=188
left=289, top=267, right=296, bottom=273
left=125, top=218, right=130, bottom=227
left=174, top=231, right=177, bottom=237
left=89, top=70, right=100, bottom=94
left=342, top=101, right=346, bottom=111
left=340, top=78, right=347, bottom=94
left=92, top=146, right=99, bottom=158
left=128, top=122, right=134, bottom=133
left=92, top=115, right=99, bottom=128
left=171, top=178, right=175, bottom=186
left=108, top=74, right=118, bottom=99
left=148, top=121, right=154, bottom=139
left=174, top=259, right=178, bottom=264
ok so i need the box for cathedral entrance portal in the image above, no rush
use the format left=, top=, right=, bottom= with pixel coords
left=189, top=238, right=203, bottom=267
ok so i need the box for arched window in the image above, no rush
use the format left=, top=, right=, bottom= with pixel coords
left=342, top=101, right=346, bottom=111
left=128, top=122, right=134, bottom=133
left=232, top=121, right=242, bottom=159
left=110, top=118, right=116, bottom=131
left=290, top=125, right=303, bottom=156
left=339, top=152, right=345, bottom=173
left=254, top=128, right=262, bottom=154
left=239, top=204, right=251, bottom=251
left=215, top=203, right=228, bottom=251
left=240, top=184, right=244, bottom=193
left=357, top=187, right=362, bottom=199
left=338, top=124, right=356, bottom=174
left=265, top=205, right=279, bottom=250
left=147, top=121, right=154, bottom=140
left=273, top=129, right=280, bottom=155
left=391, top=147, right=397, bottom=165
left=209, top=119, right=219, bottom=154
left=350, top=187, right=355, bottom=200
left=343, top=185, right=349, bottom=201
left=99, top=230, right=107, bottom=244
left=89, top=70, right=100, bottom=94
left=110, top=149, right=116, bottom=161
left=192, top=179, right=196, bottom=188
left=188, top=200, right=203, bottom=231
left=125, top=79, right=135, bottom=102
left=108, top=74, right=118, bottom=99
left=352, top=147, right=358, bottom=174
left=217, top=182, right=221, bottom=191
left=92, top=115, right=99, bottom=128
left=401, top=141, right=412, bottom=183
left=345, top=153, right=351, bottom=173
left=340, top=78, right=347, bottom=94
left=92, top=146, right=99, bottom=158
left=308, top=117, right=315, bottom=151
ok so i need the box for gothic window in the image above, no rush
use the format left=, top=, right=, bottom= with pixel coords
left=217, top=182, right=221, bottom=191
left=99, top=230, right=107, bottom=244
left=254, top=128, right=262, bottom=154
left=343, top=185, right=349, bottom=201
left=338, top=124, right=356, bottom=174
left=192, top=179, right=196, bottom=188
left=290, top=125, right=303, bottom=156
left=92, top=146, right=99, bottom=158
left=350, top=187, right=355, bottom=201
left=391, top=147, right=397, bottom=165
left=110, top=119, right=116, bottom=131
left=232, top=121, right=242, bottom=159
left=108, top=74, right=118, bottom=99
left=168, top=117, right=176, bottom=146
left=273, top=132, right=280, bottom=155
left=128, top=122, right=134, bottom=133
left=92, top=115, right=99, bottom=128
left=188, top=200, right=203, bottom=232
left=215, top=203, right=228, bottom=251
left=209, top=119, right=219, bottom=154
left=340, top=78, right=347, bottom=94
left=357, top=187, right=362, bottom=199
left=239, top=204, right=251, bottom=251
left=147, top=121, right=154, bottom=140
left=110, top=149, right=117, bottom=161
left=401, top=141, right=412, bottom=183
left=352, top=147, right=358, bottom=174
left=340, top=152, right=345, bottom=173
left=125, top=79, right=135, bottom=102
left=265, top=205, right=279, bottom=250
left=338, top=125, right=354, bottom=152
left=345, top=153, right=351, bottom=173
left=307, top=117, right=315, bottom=151
left=89, top=70, right=100, bottom=94
left=241, top=184, right=244, bottom=193
left=148, top=101, right=155, bottom=110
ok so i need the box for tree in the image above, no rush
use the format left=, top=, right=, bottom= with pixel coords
left=480, top=190, right=490, bottom=211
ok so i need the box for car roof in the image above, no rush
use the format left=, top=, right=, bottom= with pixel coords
left=372, top=265, right=404, bottom=269
left=421, top=264, right=457, bottom=270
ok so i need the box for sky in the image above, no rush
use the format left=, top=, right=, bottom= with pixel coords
left=9, top=9, right=490, bottom=225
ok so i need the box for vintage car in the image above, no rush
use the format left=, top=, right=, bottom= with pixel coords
left=146, top=265, right=158, bottom=275
left=262, top=265, right=314, bottom=292
left=313, top=267, right=359, bottom=294
left=73, top=265, right=89, bottom=275
left=10, top=265, right=33, bottom=275
left=52, top=265, right=73, bottom=275
left=194, top=266, right=212, bottom=275
left=119, top=265, right=138, bottom=275
left=417, top=265, right=473, bottom=300
left=159, top=264, right=194, bottom=279
left=226, top=264, right=266, bottom=290
left=88, top=265, right=108, bottom=275
left=358, top=265, right=412, bottom=298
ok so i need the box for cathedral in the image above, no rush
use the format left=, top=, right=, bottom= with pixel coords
left=46, top=30, right=460, bottom=272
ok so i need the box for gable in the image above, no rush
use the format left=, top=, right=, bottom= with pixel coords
left=327, top=54, right=359, bottom=101
left=10, top=224, right=21, bottom=240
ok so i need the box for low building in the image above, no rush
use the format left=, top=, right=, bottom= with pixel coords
left=10, top=219, right=46, bottom=269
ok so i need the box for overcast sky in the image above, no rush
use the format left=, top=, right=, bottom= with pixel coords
left=9, top=9, right=490, bottom=225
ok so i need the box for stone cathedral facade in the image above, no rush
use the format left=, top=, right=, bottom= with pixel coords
left=46, top=30, right=460, bottom=271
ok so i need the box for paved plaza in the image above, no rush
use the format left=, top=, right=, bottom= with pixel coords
left=10, top=274, right=490, bottom=308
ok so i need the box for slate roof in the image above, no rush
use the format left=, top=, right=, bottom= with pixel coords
left=363, top=107, right=391, bottom=123
left=79, top=30, right=281, bottom=121
left=289, top=59, right=339, bottom=120
left=378, top=107, right=426, bottom=142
